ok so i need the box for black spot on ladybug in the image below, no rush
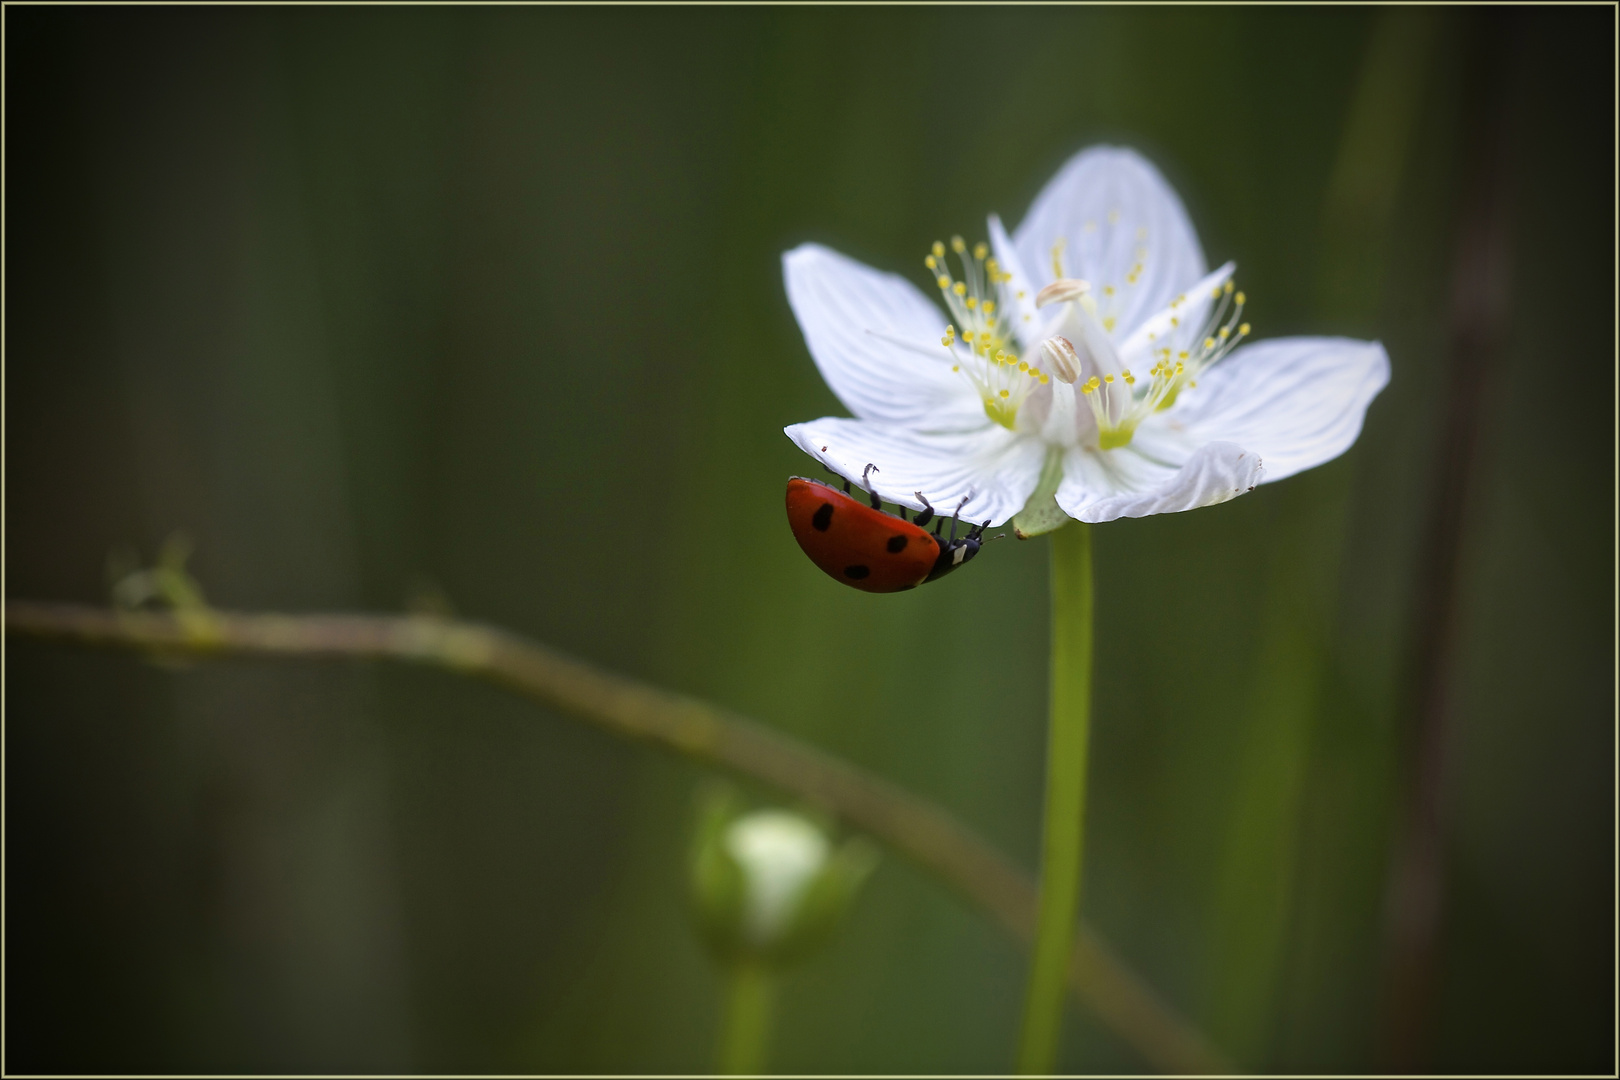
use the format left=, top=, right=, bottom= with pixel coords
left=886, top=534, right=908, bottom=553
left=812, top=503, right=834, bottom=531
left=844, top=564, right=870, bottom=580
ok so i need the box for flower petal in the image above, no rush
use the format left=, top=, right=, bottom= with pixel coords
left=1056, top=440, right=1264, bottom=523
left=987, top=213, right=1044, bottom=350
left=1168, top=337, right=1390, bottom=483
left=785, top=418, right=1046, bottom=527
left=783, top=243, right=984, bottom=430
left=1012, top=146, right=1207, bottom=339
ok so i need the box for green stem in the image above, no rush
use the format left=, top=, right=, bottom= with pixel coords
left=1016, top=521, right=1096, bottom=1074
left=717, top=960, right=776, bottom=1075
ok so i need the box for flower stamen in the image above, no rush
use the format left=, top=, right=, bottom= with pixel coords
left=930, top=235, right=1041, bottom=429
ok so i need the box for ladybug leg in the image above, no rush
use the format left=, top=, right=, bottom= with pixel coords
left=861, top=463, right=882, bottom=510
left=912, top=492, right=935, bottom=528
left=946, top=496, right=970, bottom=543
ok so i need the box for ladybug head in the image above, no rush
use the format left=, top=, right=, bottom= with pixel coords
left=923, top=520, right=991, bottom=584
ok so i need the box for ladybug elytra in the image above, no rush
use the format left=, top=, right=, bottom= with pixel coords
left=785, top=466, right=991, bottom=593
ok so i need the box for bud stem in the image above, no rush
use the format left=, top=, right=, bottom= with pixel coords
left=717, top=960, right=776, bottom=1075
left=1015, top=521, right=1095, bottom=1074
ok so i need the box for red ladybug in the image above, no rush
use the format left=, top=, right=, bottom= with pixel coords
left=785, top=465, right=990, bottom=593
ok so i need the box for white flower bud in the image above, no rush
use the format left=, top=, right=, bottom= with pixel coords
left=690, top=797, right=878, bottom=969
left=1039, top=336, right=1083, bottom=384
left=724, top=811, right=830, bottom=947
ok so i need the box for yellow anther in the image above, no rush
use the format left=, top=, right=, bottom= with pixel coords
left=962, top=330, right=974, bottom=342
left=1018, top=360, right=1029, bottom=371
left=1124, top=373, right=1137, bottom=385
left=995, top=349, right=1007, bottom=362
left=951, top=236, right=966, bottom=253
left=999, top=389, right=1010, bottom=398
left=983, top=300, right=995, bottom=314
left=1235, top=291, right=1246, bottom=305
left=951, top=365, right=960, bottom=372
left=1103, top=285, right=1115, bottom=296
left=1169, top=317, right=1179, bottom=327
left=952, top=281, right=967, bottom=296
left=1204, top=337, right=1216, bottom=349
left=932, top=241, right=945, bottom=258
left=1016, top=290, right=1026, bottom=299
left=1104, top=374, right=1115, bottom=384
left=1218, top=327, right=1230, bottom=339
left=937, top=275, right=951, bottom=289
left=1211, top=287, right=1222, bottom=299
left=973, top=242, right=988, bottom=260
left=1178, top=350, right=1188, bottom=359
left=925, top=255, right=937, bottom=270
left=1039, top=374, right=1050, bottom=384
left=1102, top=317, right=1116, bottom=332
left=1224, top=280, right=1234, bottom=294
left=965, top=296, right=977, bottom=310
left=1239, top=322, right=1251, bottom=335
left=986, top=257, right=999, bottom=272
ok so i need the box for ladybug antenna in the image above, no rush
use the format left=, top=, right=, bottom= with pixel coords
left=862, top=463, right=882, bottom=510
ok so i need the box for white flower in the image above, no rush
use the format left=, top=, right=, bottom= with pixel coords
left=781, top=146, right=1390, bottom=528
left=724, top=810, right=831, bottom=948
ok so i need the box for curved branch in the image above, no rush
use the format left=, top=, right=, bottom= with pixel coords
left=5, top=600, right=1227, bottom=1073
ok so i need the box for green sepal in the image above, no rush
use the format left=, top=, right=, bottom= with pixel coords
left=1012, top=447, right=1072, bottom=539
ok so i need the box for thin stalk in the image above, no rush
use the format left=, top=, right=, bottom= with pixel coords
left=1016, top=521, right=1096, bottom=1074
left=6, top=599, right=1225, bottom=1071
left=717, top=960, right=775, bottom=1075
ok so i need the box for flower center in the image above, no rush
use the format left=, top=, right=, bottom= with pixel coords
left=1076, top=279, right=1251, bottom=450
left=927, top=236, right=1049, bottom=430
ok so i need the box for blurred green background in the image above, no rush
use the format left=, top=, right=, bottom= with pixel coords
left=5, top=5, right=1612, bottom=1074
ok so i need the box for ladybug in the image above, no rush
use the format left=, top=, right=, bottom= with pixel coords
left=785, top=464, right=991, bottom=593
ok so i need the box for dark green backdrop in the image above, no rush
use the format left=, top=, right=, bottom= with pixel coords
left=6, top=5, right=1613, bottom=1074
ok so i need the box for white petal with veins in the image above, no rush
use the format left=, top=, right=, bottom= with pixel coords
left=1057, top=440, right=1264, bottom=523
left=783, top=244, right=984, bottom=431
left=1013, top=146, right=1207, bottom=337
left=988, top=212, right=1044, bottom=348
left=785, top=417, right=1047, bottom=527
left=1167, top=337, right=1391, bottom=482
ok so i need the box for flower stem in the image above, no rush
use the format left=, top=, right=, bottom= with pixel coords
left=1016, top=520, right=1095, bottom=1074
left=717, top=960, right=776, bottom=1075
